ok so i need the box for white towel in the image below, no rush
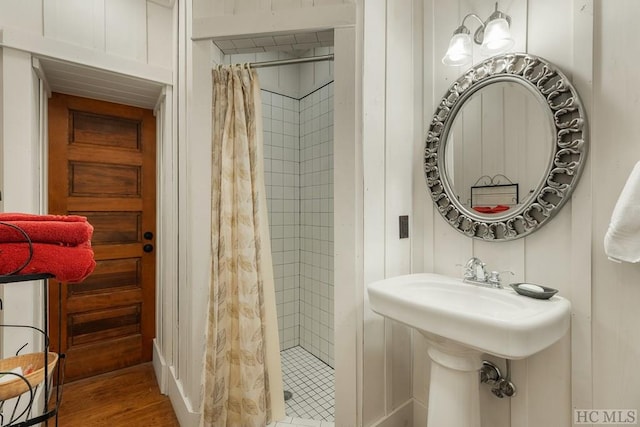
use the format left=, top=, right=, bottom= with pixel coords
left=605, top=161, right=640, bottom=263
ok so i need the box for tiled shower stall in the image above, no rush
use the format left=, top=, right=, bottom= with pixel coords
left=263, top=82, right=335, bottom=368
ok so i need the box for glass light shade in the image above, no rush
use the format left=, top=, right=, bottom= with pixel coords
left=442, top=33, right=472, bottom=66
left=480, top=18, right=515, bottom=55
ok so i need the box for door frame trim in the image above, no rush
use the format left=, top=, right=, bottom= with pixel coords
left=1, top=28, right=172, bottom=85
left=15, top=32, right=177, bottom=389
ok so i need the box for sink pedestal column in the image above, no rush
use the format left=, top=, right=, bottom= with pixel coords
left=423, top=334, right=483, bottom=427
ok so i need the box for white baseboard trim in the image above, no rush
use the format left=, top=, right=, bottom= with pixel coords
left=412, top=399, right=427, bottom=427
left=153, top=340, right=199, bottom=426
left=152, top=339, right=168, bottom=393
left=167, top=365, right=200, bottom=426
left=370, top=399, right=414, bottom=427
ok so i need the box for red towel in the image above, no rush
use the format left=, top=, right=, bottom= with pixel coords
left=0, top=242, right=96, bottom=283
left=0, top=213, right=88, bottom=223
left=0, top=221, right=93, bottom=246
left=472, top=205, right=511, bottom=214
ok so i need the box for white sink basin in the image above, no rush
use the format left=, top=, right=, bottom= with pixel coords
left=367, top=273, right=571, bottom=359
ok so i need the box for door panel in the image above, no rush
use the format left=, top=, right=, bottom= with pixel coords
left=48, top=93, right=156, bottom=382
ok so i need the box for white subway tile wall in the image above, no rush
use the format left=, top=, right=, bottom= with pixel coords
left=261, top=82, right=334, bottom=366
left=299, top=83, right=334, bottom=367
left=263, top=90, right=301, bottom=350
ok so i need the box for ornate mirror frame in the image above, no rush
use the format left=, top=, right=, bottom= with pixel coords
left=425, top=53, right=588, bottom=241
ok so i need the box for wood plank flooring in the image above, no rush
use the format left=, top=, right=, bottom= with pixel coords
left=55, top=363, right=179, bottom=426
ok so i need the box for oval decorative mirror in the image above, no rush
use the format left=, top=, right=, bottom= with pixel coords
left=425, top=53, right=588, bottom=241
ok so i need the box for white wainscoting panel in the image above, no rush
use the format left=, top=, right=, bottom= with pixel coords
left=0, top=0, right=43, bottom=35
left=362, top=0, right=388, bottom=424
left=43, top=0, right=106, bottom=50
left=418, top=0, right=593, bottom=426
left=592, top=0, right=640, bottom=416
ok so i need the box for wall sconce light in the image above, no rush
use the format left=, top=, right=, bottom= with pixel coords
left=442, top=2, right=515, bottom=66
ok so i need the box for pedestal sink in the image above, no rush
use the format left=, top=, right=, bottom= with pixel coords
left=367, top=273, right=571, bottom=427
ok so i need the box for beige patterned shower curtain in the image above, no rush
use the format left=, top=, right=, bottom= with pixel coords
left=201, top=65, right=285, bottom=427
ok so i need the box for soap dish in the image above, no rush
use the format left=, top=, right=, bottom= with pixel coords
left=510, top=283, right=558, bottom=300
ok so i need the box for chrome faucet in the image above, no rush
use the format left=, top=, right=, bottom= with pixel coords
left=463, top=257, right=503, bottom=288
left=464, top=257, right=486, bottom=281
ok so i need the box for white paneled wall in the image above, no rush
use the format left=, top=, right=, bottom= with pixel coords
left=0, top=1, right=43, bottom=34
left=362, top=1, right=389, bottom=424
left=39, top=0, right=173, bottom=68
left=105, top=0, right=147, bottom=61
left=299, top=83, right=334, bottom=367
left=43, top=0, right=106, bottom=50
left=0, top=0, right=173, bottom=68
left=147, top=2, right=174, bottom=68
left=592, top=0, right=640, bottom=417
left=361, top=0, right=421, bottom=425
left=418, top=1, right=593, bottom=426
left=194, top=0, right=354, bottom=18
left=0, top=49, right=43, bottom=359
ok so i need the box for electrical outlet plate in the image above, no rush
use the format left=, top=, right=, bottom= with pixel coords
left=399, top=215, right=409, bottom=239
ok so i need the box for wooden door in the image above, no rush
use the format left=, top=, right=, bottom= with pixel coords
left=48, top=93, right=156, bottom=382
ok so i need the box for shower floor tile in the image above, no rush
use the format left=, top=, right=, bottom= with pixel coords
left=269, top=416, right=334, bottom=427
left=280, top=346, right=334, bottom=422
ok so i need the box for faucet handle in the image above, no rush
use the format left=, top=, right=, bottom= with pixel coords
left=488, top=270, right=515, bottom=288
left=464, top=268, right=475, bottom=280
left=499, top=270, right=515, bottom=281
left=488, top=271, right=501, bottom=286
left=456, top=262, right=475, bottom=279
left=465, top=257, right=481, bottom=268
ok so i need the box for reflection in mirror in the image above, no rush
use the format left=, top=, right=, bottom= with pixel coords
left=444, top=81, right=553, bottom=215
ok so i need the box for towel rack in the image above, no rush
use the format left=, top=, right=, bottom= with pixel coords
left=0, top=273, right=64, bottom=427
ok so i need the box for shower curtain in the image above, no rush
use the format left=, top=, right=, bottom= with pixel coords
left=201, top=65, right=285, bottom=427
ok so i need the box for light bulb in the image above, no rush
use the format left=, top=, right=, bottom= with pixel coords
left=480, top=17, right=514, bottom=55
left=442, top=32, right=472, bottom=66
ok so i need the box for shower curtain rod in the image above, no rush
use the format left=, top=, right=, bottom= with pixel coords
left=248, top=54, right=334, bottom=68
